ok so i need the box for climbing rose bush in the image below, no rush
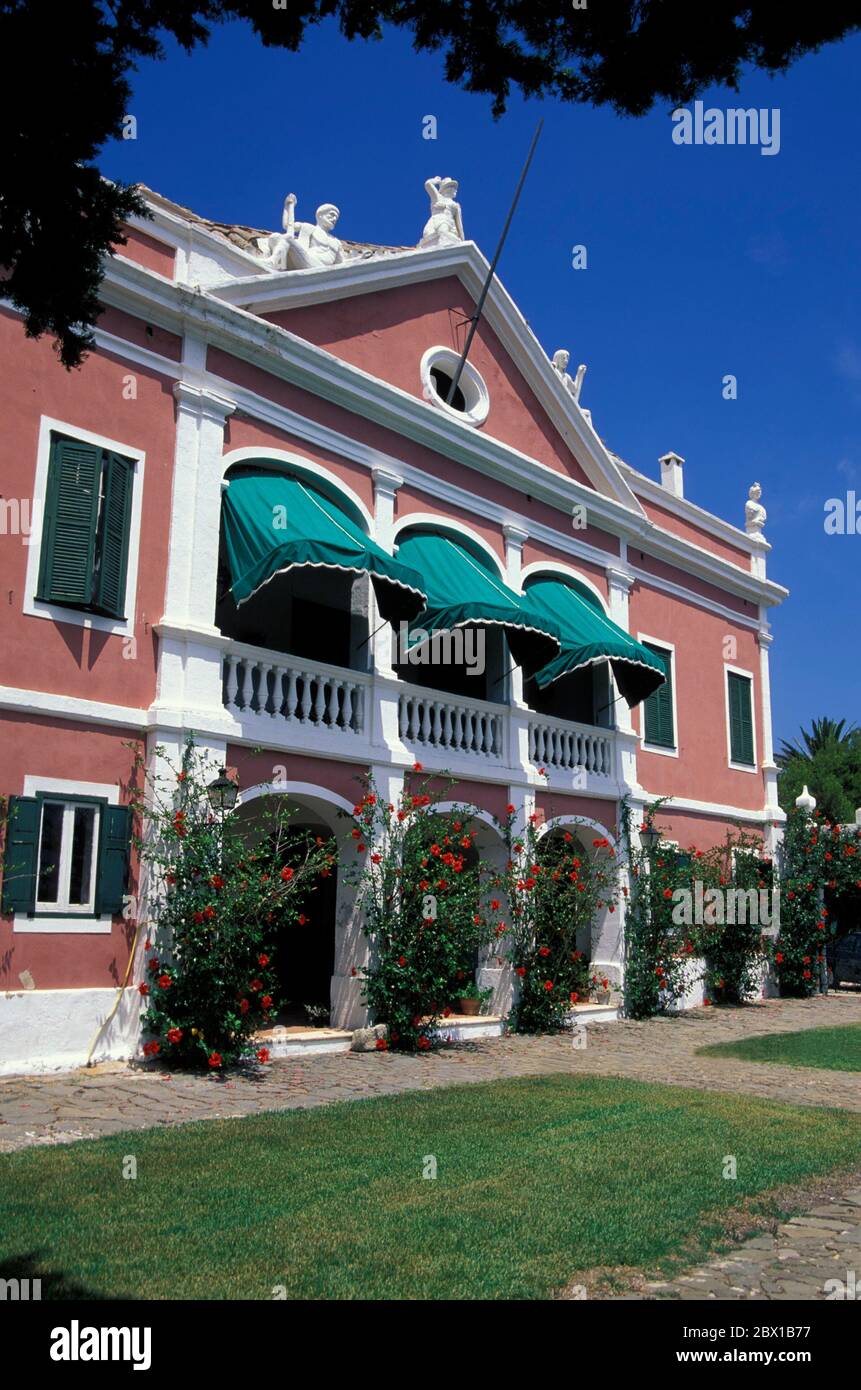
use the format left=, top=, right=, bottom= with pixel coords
left=499, top=806, right=618, bottom=1033
left=138, top=741, right=334, bottom=1068
left=775, top=806, right=861, bottom=996
left=347, top=768, right=497, bottom=1052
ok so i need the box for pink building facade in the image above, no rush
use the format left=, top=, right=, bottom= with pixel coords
left=0, top=186, right=787, bottom=1072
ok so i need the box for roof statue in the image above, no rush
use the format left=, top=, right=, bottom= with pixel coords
left=745, top=482, right=767, bottom=535
left=418, top=177, right=465, bottom=250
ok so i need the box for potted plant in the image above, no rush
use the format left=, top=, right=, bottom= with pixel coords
left=304, top=1002, right=330, bottom=1028
left=455, top=981, right=490, bottom=1015
left=589, top=971, right=612, bottom=1004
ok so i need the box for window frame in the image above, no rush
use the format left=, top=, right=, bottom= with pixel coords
left=724, top=665, right=758, bottom=773
left=637, top=632, right=678, bottom=758
left=24, top=417, right=145, bottom=638
left=34, top=795, right=104, bottom=916
left=13, top=776, right=121, bottom=934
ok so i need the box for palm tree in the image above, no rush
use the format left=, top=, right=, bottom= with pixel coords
left=777, top=717, right=857, bottom=767
left=777, top=717, right=861, bottom=822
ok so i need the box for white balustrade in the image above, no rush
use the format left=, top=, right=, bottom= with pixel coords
left=528, top=716, right=614, bottom=778
left=222, top=646, right=365, bottom=735
left=399, top=690, right=504, bottom=759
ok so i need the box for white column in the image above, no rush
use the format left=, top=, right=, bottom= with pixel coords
left=368, top=469, right=405, bottom=759
left=503, top=524, right=528, bottom=707
left=162, top=382, right=235, bottom=632
left=606, top=566, right=639, bottom=796
left=371, top=467, right=403, bottom=680
left=154, top=379, right=236, bottom=724
left=757, top=621, right=784, bottom=854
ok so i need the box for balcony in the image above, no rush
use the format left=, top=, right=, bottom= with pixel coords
left=217, top=636, right=620, bottom=790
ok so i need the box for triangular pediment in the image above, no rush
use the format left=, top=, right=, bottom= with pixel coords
left=210, top=242, right=643, bottom=513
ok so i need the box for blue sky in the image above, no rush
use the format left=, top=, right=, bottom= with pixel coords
left=98, top=18, right=861, bottom=747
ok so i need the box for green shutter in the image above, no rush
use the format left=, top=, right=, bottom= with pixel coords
left=643, top=643, right=675, bottom=748
left=728, top=673, right=755, bottom=766
left=95, top=805, right=132, bottom=916
left=37, top=437, right=102, bottom=607
left=92, top=452, right=133, bottom=618
left=1, top=796, right=40, bottom=914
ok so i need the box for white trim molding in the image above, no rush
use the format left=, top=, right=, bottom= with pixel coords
left=636, top=632, right=679, bottom=759
left=13, top=776, right=120, bottom=934
left=23, top=416, right=146, bottom=639
left=723, top=662, right=759, bottom=775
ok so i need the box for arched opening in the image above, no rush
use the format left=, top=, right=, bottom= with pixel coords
left=522, top=572, right=613, bottom=728
left=216, top=462, right=373, bottom=673
left=827, top=883, right=861, bottom=990
left=392, top=525, right=511, bottom=703
left=233, top=790, right=354, bottom=1030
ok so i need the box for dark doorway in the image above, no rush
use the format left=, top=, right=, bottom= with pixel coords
left=263, top=824, right=338, bottom=1027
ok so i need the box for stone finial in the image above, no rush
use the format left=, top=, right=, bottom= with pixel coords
left=419, top=176, right=464, bottom=249
left=795, top=785, right=816, bottom=812
left=659, top=451, right=685, bottom=499
left=745, top=481, right=767, bottom=535
left=855, top=806, right=861, bottom=826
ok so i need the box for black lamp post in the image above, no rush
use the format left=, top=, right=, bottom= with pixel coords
left=207, top=767, right=238, bottom=816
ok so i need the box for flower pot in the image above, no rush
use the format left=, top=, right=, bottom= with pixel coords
left=457, top=997, right=481, bottom=1016
left=592, top=990, right=611, bottom=1005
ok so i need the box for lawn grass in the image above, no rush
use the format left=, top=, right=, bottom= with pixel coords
left=698, top=1023, right=861, bottom=1073
left=2, top=1073, right=859, bottom=1300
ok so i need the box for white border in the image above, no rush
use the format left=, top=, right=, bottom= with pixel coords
left=419, top=346, right=490, bottom=428
left=13, top=776, right=119, bottom=934
left=724, top=664, right=758, bottom=774
left=23, top=416, right=145, bottom=638
left=637, top=632, right=678, bottom=759
left=520, top=560, right=610, bottom=615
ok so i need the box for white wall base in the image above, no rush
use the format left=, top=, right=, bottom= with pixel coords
left=0, top=987, right=142, bottom=1076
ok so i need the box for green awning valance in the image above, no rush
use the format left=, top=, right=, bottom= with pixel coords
left=525, top=577, right=666, bottom=707
left=222, top=472, right=427, bottom=622
left=394, top=532, right=562, bottom=675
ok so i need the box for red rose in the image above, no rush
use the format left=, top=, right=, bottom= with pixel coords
left=262, top=995, right=273, bottom=1009
left=280, top=866, right=294, bottom=882
left=506, top=803, right=516, bottom=814
left=539, top=945, right=551, bottom=957
left=250, top=978, right=263, bottom=992
left=167, top=1027, right=182, bottom=1044
left=398, top=955, right=406, bottom=967
left=138, top=982, right=150, bottom=996
left=516, top=966, right=526, bottom=977
left=158, top=974, right=172, bottom=990
left=209, top=874, right=225, bottom=889
left=256, top=1047, right=270, bottom=1064
left=413, top=761, right=423, bottom=772
left=147, top=956, right=160, bottom=973
left=663, top=888, right=673, bottom=899
left=239, top=999, right=250, bottom=1014
left=570, top=991, right=579, bottom=1003
left=297, top=914, right=307, bottom=925
left=258, top=954, right=269, bottom=967
left=208, top=1052, right=223, bottom=1068
left=418, top=1036, right=431, bottom=1051
left=143, top=1040, right=159, bottom=1057
left=375, top=1037, right=389, bottom=1051
left=371, top=853, right=382, bottom=864
left=543, top=980, right=554, bottom=991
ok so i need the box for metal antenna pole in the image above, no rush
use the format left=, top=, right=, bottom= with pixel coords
left=445, top=119, right=544, bottom=406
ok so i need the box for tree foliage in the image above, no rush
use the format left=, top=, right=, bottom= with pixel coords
left=777, top=717, right=861, bottom=824
left=2, top=1, right=859, bottom=365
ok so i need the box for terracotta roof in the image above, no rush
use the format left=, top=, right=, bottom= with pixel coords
left=135, top=184, right=413, bottom=260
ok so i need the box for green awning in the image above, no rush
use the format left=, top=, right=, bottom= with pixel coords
left=394, top=532, right=562, bottom=675
left=222, top=472, right=427, bottom=622
left=525, top=577, right=666, bottom=707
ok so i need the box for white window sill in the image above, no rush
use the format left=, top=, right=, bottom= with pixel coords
left=641, top=739, right=679, bottom=759
left=728, top=760, right=758, bottom=775
left=13, top=914, right=113, bottom=934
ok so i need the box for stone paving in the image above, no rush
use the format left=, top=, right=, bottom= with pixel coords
left=1, top=991, right=859, bottom=1299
